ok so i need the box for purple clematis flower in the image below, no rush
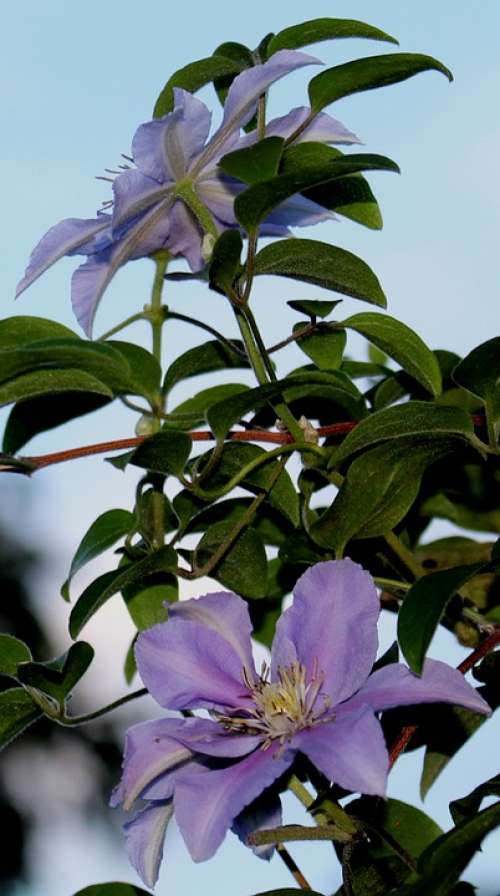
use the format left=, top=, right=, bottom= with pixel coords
left=112, top=559, right=489, bottom=888
left=16, top=50, right=360, bottom=336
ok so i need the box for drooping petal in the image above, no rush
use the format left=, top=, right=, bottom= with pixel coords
left=232, top=791, right=282, bottom=860
left=271, top=559, right=379, bottom=706
left=110, top=717, right=193, bottom=811
left=193, top=50, right=321, bottom=173
left=16, top=216, right=110, bottom=298
left=265, top=106, right=361, bottom=145
left=166, top=199, right=207, bottom=271
left=136, top=606, right=255, bottom=712
left=294, top=705, right=388, bottom=796
left=112, top=169, right=172, bottom=231
left=348, top=659, right=491, bottom=716
left=174, top=745, right=294, bottom=861
left=123, top=800, right=173, bottom=889
left=169, top=591, right=256, bottom=678
left=133, top=90, right=212, bottom=183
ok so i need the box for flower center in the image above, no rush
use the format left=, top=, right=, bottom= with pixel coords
left=214, top=660, right=333, bottom=749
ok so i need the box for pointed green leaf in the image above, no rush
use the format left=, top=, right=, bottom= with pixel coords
left=453, top=337, right=500, bottom=400
left=154, top=56, right=244, bottom=117
left=267, top=17, right=398, bottom=55
left=220, top=137, right=285, bottom=184
left=107, top=341, right=162, bottom=399
left=129, top=431, right=192, bottom=476
left=62, top=509, right=135, bottom=601
left=342, top=312, right=442, bottom=396
left=16, top=641, right=94, bottom=703
left=3, top=392, right=111, bottom=454
left=295, top=326, right=346, bottom=369
left=123, top=574, right=177, bottom=630
left=0, top=338, right=130, bottom=388
left=165, top=384, right=250, bottom=430
left=254, top=239, right=386, bottom=307
left=0, top=315, right=76, bottom=347
left=450, top=775, right=500, bottom=825
left=0, top=369, right=113, bottom=408
left=0, top=634, right=32, bottom=678
left=196, top=522, right=267, bottom=598
left=287, top=299, right=342, bottom=318
left=163, top=339, right=249, bottom=394
left=208, top=230, right=243, bottom=294
left=0, top=688, right=42, bottom=750
left=309, top=53, right=453, bottom=113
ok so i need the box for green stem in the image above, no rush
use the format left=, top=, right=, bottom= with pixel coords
left=288, top=774, right=315, bottom=809
left=175, top=181, right=219, bottom=240
left=375, top=577, right=411, bottom=594
left=249, top=824, right=352, bottom=846
left=233, top=306, right=270, bottom=385
left=164, top=310, right=247, bottom=359
left=384, top=531, right=423, bottom=580
left=149, top=252, right=170, bottom=369
left=98, top=311, right=146, bottom=342
left=59, top=688, right=147, bottom=726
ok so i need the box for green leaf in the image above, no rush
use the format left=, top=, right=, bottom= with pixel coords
left=311, top=438, right=455, bottom=555
left=129, top=431, right=192, bottom=476
left=254, top=239, right=386, bottom=308
left=267, top=17, right=398, bottom=55
left=195, top=522, right=267, bottom=598
left=288, top=299, right=342, bottom=319
left=350, top=796, right=443, bottom=860
left=0, top=634, right=32, bottom=678
left=62, top=509, right=135, bottom=601
left=0, top=368, right=113, bottom=408
left=16, top=642, right=94, bottom=705
left=208, top=230, right=243, bottom=294
left=135, top=490, right=178, bottom=545
left=163, top=339, right=249, bottom=394
left=212, top=41, right=254, bottom=108
left=306, top=173, right=384, bottom=230
left=235, top=154, right=399, bottom=232
left=331, top=403, right=474, bottom=468
left=0, top=688, right=42, bottom=750
left=450, top=775, right=500, bottom=825
left=3, top=392, right=111, bottom=454
left=107, top=341, right=162, bottom=399
left=0, top=338, right=130, bottom=388
left=295, top=325, right=346, bottom=369
left=341, top=313, right=442, bottom=396
left=398, top=560, right=499, bottom=674
left=453, top=336, right=500, bottom=420
left=124, top=636, right=138, bottom=685
left=309, top=53, right=453, bottom=113
left=251, top=891, right=323, bottom=896
left=0, top=315, right=77, bottom=347
left=73, top=884, right=152, bottom=896
left=165, top=384, right=250, bottom=430
left=219, top=137, right=285, bottom=184
left=123, top=573, right=177, bottom=630
left=69, top=546, right=178, bottom=638
left=153, top=55, right=244, bottom=117
left=420, top=704, right=488, bottom=799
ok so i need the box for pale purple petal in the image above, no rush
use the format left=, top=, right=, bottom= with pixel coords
left=349, top=659, right=491, bottom=716
left=124, top=801, right=173, bottom=888
left=265, top=194, right=334, bottom=228
left=194, top=50, right=321, bottom=173
left=136, top=614, right=254, bottom=712
left=272, top=559, right=379, bottom=705
left=196, top=174, right=242, bottom=225
left=112, top=169, right=171, bottom=231
left=169, top=591, right=256, bottom=680
left=16, top=216, right=109, bottom=297
left=232, top=791, right=282, bottom=860
left=110, top=717, right=193, bottom=811
left=174, top=746, right=294, bottom=861
left=265, top=106, right=361, bottom=145
left=166, top=200, right=206, bottom=271
left=294, top=706, right=388, bottom=796
left=133, top=90, right=212, bottom=183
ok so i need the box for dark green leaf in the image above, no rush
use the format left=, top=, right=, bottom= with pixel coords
left=0, top=634, right=32, bottom=678
left=208, top=230, right=243, bottom=294
left=123, top=574, right=177, bottom=630
left=306, top=173, right=383, bottom=229
left=0, top=315, right=76, bottom=347
left=154, top=56, right=244, bottom=117
left=250, top=891, right=323, bottom=896
left=129, top=431, right=191, bottom=476
left=107, top=341, right=162, bottom=399
left=73, top=884, right=152, bottom=896
left=311, top=438, right=455, bottom=555
left=165, top=384, right=250, bottom=430
left=453, top=337, right=500, bottom=406
left=372, top=640, right=399, bottom=672
left=254, top=239, right=386, bottom=308
left=267, top=17, right=398, bottom=55
left=196, top=522, right=267, bottom=598
left=62, top=509, right=135, bottom=601
left=0, top=338, right=130, bottom=389
left=124, top=636, right=138, bottom=685
left=309, top=53, right=453, bottom=113
left=349, top=796, right=443, bottom=860
left=0, top=369, right=113, bottom=408
left=331, top=403, right=474, bottom=468
left=450, top=775, right=500, bottom=825
left=212, top=41, right=254, bottom=108
left=0, top=688, right=42, bottom=750
left=420, top=704, right=488, bottom=799
left=295, top=325, right=346, bottom=369
left=342, top=313, right=442, bottom=396
left=235, top=154, right=399, bottom=232
left=219, top=137, right=285, bottom=184
left=135, top=490, right=178, bottom=545
left=163, top=339, right=249, bottom=394
left=105, top=450, right=136, bottom=472
left=17, top=641, right=94, bottom=704
left=3, top=392, right=111, bottom=454
left=287, top=299, right=342, bottom=319
left=69, top=547, right=178, bottom=638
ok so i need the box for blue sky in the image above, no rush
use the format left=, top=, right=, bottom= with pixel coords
left=2, top=2, right=500, bottom=895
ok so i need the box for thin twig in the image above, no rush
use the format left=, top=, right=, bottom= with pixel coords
left=276, top=844, right=312, bottom=891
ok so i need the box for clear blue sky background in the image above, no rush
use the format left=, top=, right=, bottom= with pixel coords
left=2, top=2, right=500, bottom=895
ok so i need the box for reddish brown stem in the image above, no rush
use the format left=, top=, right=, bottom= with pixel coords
left=389, top=628, right=500, bottom=768
left=22, top=421, right=357, bottom=470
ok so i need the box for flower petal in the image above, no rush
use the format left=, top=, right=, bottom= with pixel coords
left=166, top=200, right=206, bottom=271
left=110, top=717, right=193, bottom=811
left=265, top=193, right=334, bottom=228
left=133, top=89, right=212, bottom=183
left=16, top=216, right=110, bottom=298
left=232, top=791, right=282, bottom=861
left=174, top=745, right=294, bottom=861
left=271, top=559, right=379, bottom=705
left=294, top=706, right=388, bottom=796
left=136, top=593, right=257, bottom=712
left=71, top=255, right=113, bottom=337
left=265, top=106, right=361, bottom=145
left=349, top=659, right=491, bottom=715
left=196, top=174, right=242, bottom=225
left=112, top=169, right=171, bottom=231
left=123, top=800, right=173, bottom=889
left=194, top=50, right=321, bottom=173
